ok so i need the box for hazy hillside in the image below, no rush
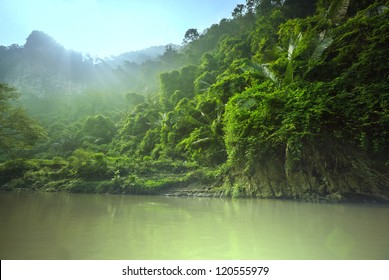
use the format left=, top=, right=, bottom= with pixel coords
left=106, top=44, right=180, bottom=66
left=0, top=31, right=180, bottom=98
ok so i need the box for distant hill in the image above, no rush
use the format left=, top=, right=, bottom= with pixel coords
left=107, top=44, right=180, bottom=66
left=0, top=30, right=177, bottom=97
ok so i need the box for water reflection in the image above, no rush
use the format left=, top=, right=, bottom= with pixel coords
left=0, top=192, right=388, bottom=259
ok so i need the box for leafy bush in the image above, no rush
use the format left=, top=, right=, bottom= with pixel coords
left=67, top=149, right=110, bottom=180
left=0, top=158, right=38, bottom=185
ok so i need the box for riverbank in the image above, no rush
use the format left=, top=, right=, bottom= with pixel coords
left=2, top=176, right=389, bottom=204
left=1, top=157, right=388, bottom=203
left=2, top=183, right=389, bottom=203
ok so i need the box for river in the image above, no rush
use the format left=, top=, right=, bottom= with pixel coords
left=0, top=192, right=388, bottom=259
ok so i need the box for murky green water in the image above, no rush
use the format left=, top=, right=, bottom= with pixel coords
left=0, top=192, right=388, bottom=259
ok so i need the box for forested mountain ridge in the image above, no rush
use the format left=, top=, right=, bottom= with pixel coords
left=1, top=31, right=89, bottom=97
left=0, top=31, right=179, bottom=98
left=1, top=0, right=388, bottom=202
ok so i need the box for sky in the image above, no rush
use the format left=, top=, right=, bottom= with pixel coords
left=0, top=0, right=243, bottom=57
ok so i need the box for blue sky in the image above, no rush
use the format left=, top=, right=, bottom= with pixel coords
left=0, top=0, right=243, bottom=57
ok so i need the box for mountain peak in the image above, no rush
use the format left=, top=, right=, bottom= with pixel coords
left=24, top=30, right=63, bottom=50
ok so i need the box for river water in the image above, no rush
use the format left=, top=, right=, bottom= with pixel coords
left=0, top=192, right=388, bottom=260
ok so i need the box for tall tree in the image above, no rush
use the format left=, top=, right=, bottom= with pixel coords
left=0, top=84, right=46, bottom=156
left=183, top=28, right=200, bottom=44
left=232, top=4, right=246, bottom=18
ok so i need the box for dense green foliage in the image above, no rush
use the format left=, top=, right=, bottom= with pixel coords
left=0, top=84, right=46, bottom=157
left=1, top=0, right=388, bottom=202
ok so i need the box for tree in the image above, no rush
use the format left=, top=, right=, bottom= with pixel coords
left=183, top=28, right=200, bottom=44
left=282, top=0, right=318, bottom=18
left=0, top=84, right=46, bottom=155
left=232, top=4, right=246, bottom=18
left=125, top=92, right=145, bottom=107
left=81, top=114, right=116, bottom=144
left=255, top=0, right=283, bottom=16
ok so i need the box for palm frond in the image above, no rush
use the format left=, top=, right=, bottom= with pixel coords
left=327, top=0, right=350, bottom=22
left=309, top=36, right=334, bottom=68
left=260, top=64, right=279, bottom=84
left=244, top=62, right=279, bottom=85
left=238, top=97, right=257, bottom=110
left=288, top=33, right=302, bottom=61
